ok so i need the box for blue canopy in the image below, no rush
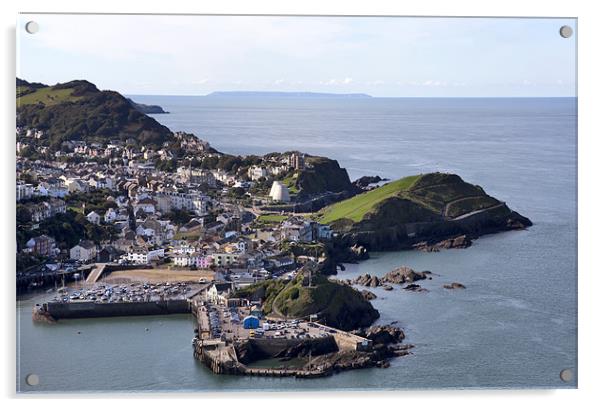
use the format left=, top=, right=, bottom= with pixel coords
left=242, top=315, right=260, bottom=329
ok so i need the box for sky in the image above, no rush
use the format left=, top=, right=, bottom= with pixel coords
left=17, top=14, right=576, bottom=97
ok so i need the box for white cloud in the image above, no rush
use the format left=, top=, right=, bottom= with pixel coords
left=321, top=77, right=353, bottom=86
left=422, top=80, right=446, bottom=87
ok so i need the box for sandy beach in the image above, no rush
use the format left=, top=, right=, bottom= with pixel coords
left=100, top=267, right=215, bottom=284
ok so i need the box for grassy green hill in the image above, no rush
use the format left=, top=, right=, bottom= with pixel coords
left=318, top=175, right=420, bottom=223
left=235, top=273, right=379, bottom=330
left=17, top=86, right=85, bottom=107
left=318, top=172, right=501, bottom=225
left=16, top=78, right=47, bottom=98
left=316, top=172, right=532, bottom=251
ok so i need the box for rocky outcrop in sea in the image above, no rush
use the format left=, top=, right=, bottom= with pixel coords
left=347, top=266, right=432, bottom=290
left=307, top=324, right=413, bottom=372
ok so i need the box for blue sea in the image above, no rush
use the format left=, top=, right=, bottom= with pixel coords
left=17, top=96, right=577, bottom=392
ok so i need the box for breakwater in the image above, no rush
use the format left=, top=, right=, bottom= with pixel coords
left=192, top=338, right=333, bottom=378
left=40, top=299, right=190, bottom=319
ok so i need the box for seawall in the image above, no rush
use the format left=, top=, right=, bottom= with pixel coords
left=44, top=299, right=190, bottom=319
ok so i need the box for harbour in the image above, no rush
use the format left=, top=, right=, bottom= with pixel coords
left=32, top=276, right=400, bottom=380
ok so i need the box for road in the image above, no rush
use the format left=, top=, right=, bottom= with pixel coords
left=451, top=202, right=506, bottom=221
left=85, top=263, right=107, bottom=284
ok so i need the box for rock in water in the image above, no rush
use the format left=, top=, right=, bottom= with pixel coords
left=361, top=290, right=377, bottom=301
left=353, top=273, right=381, bottom=287
left=443, top=282, right=466, bottom=289
left=383, top=266, right=429, bottom=284
left=403, top=284, right=428, bottom=292
left=353, top=325, right=405, bottom=345
left=413, top=235, right=472, bottom=252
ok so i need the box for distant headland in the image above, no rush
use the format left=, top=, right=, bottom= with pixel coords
left=205, top=91, right=373, bottom=99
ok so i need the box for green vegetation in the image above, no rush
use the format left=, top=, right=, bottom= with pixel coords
left=318, top=173, right=502, bottom=224
left=17, top=86, right=84, bottom=107
left=234, top=279, right=287, bottom=314
left=404, top=173, right=495, bottom=214
left=65, top=189, right=117, bottom=215
left=16, top=79, right=174, bottom=151
left=318, top=175, right=420, bottom=223
left=256, top=214, right=288, bottom=225
left=173, top=227, right=203, bottom=241
left=16, top=210, right=117, bottom=252
left=235, top=273, right=379, bottom=330
left=163, top=209, right=194, bottom=226
left=280, top=241, right=326, bottom=258
left=156, top=159, right=177, bottom=172
left=16, top=78, right=46, bottom=98
left=280, top=173, right=300, bottom=194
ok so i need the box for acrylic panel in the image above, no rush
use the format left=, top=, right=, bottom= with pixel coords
left=16, top=14, right=577, bottom=393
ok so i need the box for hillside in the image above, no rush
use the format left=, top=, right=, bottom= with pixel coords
left=16, top=78, right=174, bottom=151
left=235, top=273, right=379, bottom=330
left=16, top=78, right=50, bottom=98
left=318, top=172, right=532, bottom=250
left=319, top=175, right=421, bottom=223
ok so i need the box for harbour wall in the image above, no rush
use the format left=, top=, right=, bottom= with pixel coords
left=249, top=335, right=337, bottom=358
left=44, top=299, right=190, bottom=319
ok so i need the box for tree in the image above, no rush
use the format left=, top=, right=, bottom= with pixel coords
left=164, top=209, right=194, bottom=226
left=16, top=205, right=32, bottom=223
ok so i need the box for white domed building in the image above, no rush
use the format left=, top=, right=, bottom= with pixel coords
left=269, top=181, right=291, bottom=202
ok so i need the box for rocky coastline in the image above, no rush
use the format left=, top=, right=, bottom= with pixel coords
left=341, top=266, right=432, bottom=290
left=308, top=325, right=412, bottom=372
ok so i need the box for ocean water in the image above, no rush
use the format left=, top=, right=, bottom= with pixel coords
left=17, top=96, right=577, bottom=392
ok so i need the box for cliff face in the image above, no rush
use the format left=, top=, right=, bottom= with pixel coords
left=296, top=156, right=358, bottom=197
left=323, top=172, right=532, bottom=251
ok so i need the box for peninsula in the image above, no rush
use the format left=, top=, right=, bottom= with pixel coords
left=126, top=98, right=169, bottom=114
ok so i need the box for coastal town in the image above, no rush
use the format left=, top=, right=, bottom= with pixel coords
left=16, top=78, right=533, bottom=379
left=17, top=127, right=337, bottom=292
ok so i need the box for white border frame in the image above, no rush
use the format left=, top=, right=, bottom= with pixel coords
left=2, top=1, right=600, bottom=405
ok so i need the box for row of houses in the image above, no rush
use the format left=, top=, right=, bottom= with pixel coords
left=21, top=198, right=67, bottom=222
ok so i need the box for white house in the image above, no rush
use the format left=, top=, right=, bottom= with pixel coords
left=126, top=247, right=165, bottom=264
left=16, top=182, right=34, bottom=201
left=173, top=252, right=213, bottom=268
left=104, top=208, right=117, bottom=223
left=206, top=284, right=227, bottom=305
left=134, top=197, right=157, bottom=214
left=70, top=240, right=97, bottom=262
left=247, top=166, right=268, bottom=181
left=86, top=211, right=101, bottom=225
left=155, top=192, right=210, bottom=216
left=65, top=178, right=89, bottom=193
